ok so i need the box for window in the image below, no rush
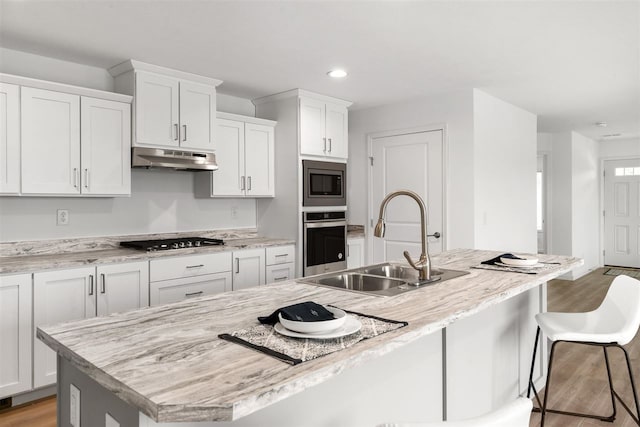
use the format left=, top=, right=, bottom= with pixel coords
left=615, top=167, right=640, bottom=176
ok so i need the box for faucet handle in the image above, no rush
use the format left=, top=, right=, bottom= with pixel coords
left=403, top=251, right=421, bottom=271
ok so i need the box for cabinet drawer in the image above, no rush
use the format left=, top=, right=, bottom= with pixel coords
left=265, top=245, right=295, bottom=265
left=150, top=252, right=231, bottom=282
left=149, top=272, right=231, bottom=306
left=266, top=263, right=295, bottom=284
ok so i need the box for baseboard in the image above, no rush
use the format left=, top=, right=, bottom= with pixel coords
left=11, top=385, right=56, bottom=406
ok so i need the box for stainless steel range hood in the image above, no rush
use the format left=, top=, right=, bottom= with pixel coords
left=131, top=147, right=218, bottom=171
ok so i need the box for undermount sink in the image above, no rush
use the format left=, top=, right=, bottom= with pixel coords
left=300, top=263, right=469, bottom=297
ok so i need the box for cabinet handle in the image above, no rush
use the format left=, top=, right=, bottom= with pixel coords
left=186, top=264, right=204, bottom=269
left=247, top=176, right=252, bottom=191
left=236, top=258, right=240, bottom=274
left=182, top=124, right=187, bottom=142
left=174, top=123, right=179, bottom=141
left=323, top=137, right=327, bottom=152
left=100, top=273, right=106, bottom=294
left=328, top=138, right=332, bottom=152
left=73, top=168, right=78, bottom=188
left=273, top=276, right=288, bottom=281
left=84, top=169, right=89, bottom=189
left=347, top=245, right=350, bottom=257
left=275, top=253, right=288, bottom=258
left=185, top=291, right=204, bottom=297
left=88, top=274, right=94, bottom=296
left=240, top=176, right=246, bottom=191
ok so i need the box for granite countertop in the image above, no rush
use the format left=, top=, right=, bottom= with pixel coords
left=37, top=249, right=582, bottom=423
left=0, top=232, right=295, bottom=275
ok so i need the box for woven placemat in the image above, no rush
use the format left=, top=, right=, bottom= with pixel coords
left=219, top=308, right=408, bottom=365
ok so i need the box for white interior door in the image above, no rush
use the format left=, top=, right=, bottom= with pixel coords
left=604, top=158, right=640, bottom=268
left=370, top=129, right=444, bottom=264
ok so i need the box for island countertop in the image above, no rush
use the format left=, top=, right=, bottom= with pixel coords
left=37, top=249, right=582, bottom=423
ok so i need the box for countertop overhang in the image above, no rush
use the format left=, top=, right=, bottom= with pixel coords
left=37, top=249, right=583, bottom=423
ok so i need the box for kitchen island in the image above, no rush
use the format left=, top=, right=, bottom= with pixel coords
left=38, top=249, right=582, bottom=426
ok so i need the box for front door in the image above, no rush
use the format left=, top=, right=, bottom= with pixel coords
left=603, top=158, right=640, bottom=268
left=369, top=129, right=444, bottom=263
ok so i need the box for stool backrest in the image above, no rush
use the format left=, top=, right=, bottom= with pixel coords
left=597, top=274, right=640, bottom=345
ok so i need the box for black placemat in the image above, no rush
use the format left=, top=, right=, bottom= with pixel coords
left=219, top=308, right=408, bottom=365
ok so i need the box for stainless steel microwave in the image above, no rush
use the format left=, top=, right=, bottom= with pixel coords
left=302, top=160, right=346, bottom=206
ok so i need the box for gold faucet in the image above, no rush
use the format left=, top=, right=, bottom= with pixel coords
left=373, top=190, right=438, bottom=283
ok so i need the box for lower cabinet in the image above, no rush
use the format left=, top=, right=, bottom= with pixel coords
left=347, top=238, right=365, bottom=269
left=265, top=245, right=296, bottom=283
left=266, top=264, right=295, bottom=283
left=0, top=273, right=32, bottom=398
left=233, top=248, right=266, bottom=290
left=150, top=272, right=232, bottom=306
left=33, top=261, right=148, bottom=388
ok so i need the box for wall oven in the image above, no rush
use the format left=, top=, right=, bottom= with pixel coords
left=302, top=160, right=346, bottom=206
left=303, top=211, right=347, bottom=276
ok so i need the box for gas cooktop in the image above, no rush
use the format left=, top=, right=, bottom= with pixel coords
left=120, top=237, right=225, bottom=252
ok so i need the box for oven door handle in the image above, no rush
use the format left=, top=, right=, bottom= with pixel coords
left=303, top=221, right=347, bottom=228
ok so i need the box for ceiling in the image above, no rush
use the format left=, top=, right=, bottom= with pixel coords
left=1, top=1, right=638, bottom=141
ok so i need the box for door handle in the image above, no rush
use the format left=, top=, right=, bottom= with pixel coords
left=182, top=124, right=187, bottom=142
left=428, top=232, right=441, bottom=239
left=100, top=273, right=106, bottom=294
left=88, top=274, right=94, bottom=296
left=174, top=123, right=179, bottom=141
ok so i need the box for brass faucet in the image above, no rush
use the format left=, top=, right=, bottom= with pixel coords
left=373, top=190, right=439, bottom=283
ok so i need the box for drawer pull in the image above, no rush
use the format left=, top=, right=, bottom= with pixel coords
left=275, top=253, right=288, bottom=258
left=185, top=291, right=203, bottom=297
left=186, top=264, right=204, bottom=269
left=273, top=276, right=288, bottom=281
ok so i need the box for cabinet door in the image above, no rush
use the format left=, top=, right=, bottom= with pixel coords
left=0, top=274, right=32, bottom=398
left=96, top=261, right=149, bottom=317
left=244, top=123, right=275, bottom=197
left=21, top=87, right=80, bottom=194
left=33, top=267, right=96, bottom=388
left=232, top=249, right=266, bottom=290
left=347, top=238, right=365, bottom=269
left=80, top=97, right=131, bottom=195
left=135, top=71, right=179, bottom=147
left=0, top=83, right=20, bottom=195
left=266, top=263, right=295, bottom=284
left=150, top=272, right=232, bottom=306
left=300, top=97, right=327, bottom=156
left=211, top=118, right=245, bottom=196
left=325, top=103, right=348, bottom=159
left=179, top=81, right=216, bottom=151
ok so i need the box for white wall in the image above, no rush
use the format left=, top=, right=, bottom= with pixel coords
left=548, top=132, right=573, bottom=258
left=472, top=90, right=537, bottom=253
left=599, top=137, right=640, bottom=159
left=0, top=48, right=258, bottom=242
left=348, top=89, right=475, bottom=250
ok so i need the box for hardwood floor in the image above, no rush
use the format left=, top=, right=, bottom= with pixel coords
left=0, top=268, right=637, bottom=426
left=529, top=267, right=640, bottom=427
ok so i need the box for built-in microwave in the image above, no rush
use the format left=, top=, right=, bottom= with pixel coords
left=302, top=160, right=346, bottom=206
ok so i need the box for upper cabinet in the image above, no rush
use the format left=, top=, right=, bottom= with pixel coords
left=195, top=112, right=276, bottom=198
left=0, top=73, right=133, bottom=197
left=300, top=97, right=348, bottom=159
left=110, top=60, right=221, bottom=152
left=0, top=83, right=20, bottom=195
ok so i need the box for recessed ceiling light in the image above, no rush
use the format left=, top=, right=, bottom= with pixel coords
left=595, top=121, right=608, bottom=127
left=327, top=69, right=348, bottom=78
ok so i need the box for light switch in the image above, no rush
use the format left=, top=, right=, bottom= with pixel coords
left=105, top=413, right=120, bottom=427
left=70, top=383, right=80, bottom=427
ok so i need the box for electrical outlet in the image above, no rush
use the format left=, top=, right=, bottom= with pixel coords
left=231, top=206, right=238, bottom=219
left=57, top=209, right=70, bottom=226
left=70, top=383, right=80, bottom=427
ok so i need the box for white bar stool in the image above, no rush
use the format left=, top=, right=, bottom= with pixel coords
left=527, top=274, right=640, bottom=426
left=376, top=397, right=532, bottom=427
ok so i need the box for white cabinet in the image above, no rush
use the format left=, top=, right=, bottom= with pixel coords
left=347, top=238, right=365, bottom=269
left=265, top=245, right=296, bottom=283
left=20, top=86, right=131, bottom=196
left=0, top=274, right=32, bottom=398
left=196, top=113, right=275, bottom=198
left=33, top=262, right=148, bottom=388
left=300, top=97, right=348, bottom=159
left=0, top=83, right=20, bottom=195
left=233, top=248, right=266, bottom=290
left=149, top=252, right=232, bottom=306
left=110, top=61, right=221, bottom=152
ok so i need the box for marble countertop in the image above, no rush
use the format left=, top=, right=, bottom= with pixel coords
left=37, top=249, right=582, bottom=423
left=0, top=236, right=295, bottom=275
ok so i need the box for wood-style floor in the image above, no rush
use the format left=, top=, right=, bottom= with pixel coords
left=0, top=268, right=637, bottom=427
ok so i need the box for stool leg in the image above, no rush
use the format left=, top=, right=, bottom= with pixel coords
left=619, top=345, right=640, bottom=425
left=603, top=346, right=618, bottom=420
left=527, top=326, right=541, bottom=399
left=540, top=340, right=559, bottom=427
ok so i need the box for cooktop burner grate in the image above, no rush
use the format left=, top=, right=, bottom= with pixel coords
left=120, top=237, right=225, bottom=252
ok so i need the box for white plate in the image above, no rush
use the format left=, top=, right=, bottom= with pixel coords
left=500, top=256, right=538, bottom=267
left=278, top=306, right=347, bottom=334
left=274, top=316, right=362, bottom=339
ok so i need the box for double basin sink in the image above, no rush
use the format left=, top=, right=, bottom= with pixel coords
left=301, top=263, right=469, bottom=297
